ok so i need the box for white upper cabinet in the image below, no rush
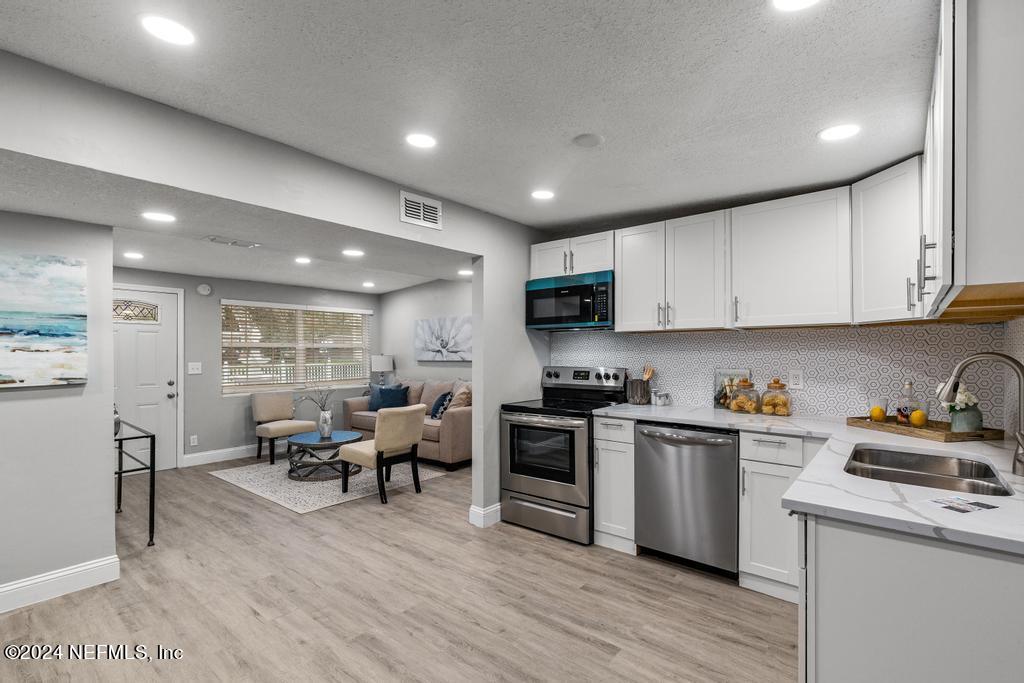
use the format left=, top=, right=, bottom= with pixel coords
left=530, top=232, right=614, bottom=279
left=567, top=231, right=614, bottom=275
left=665, top=211, right=729, bottom=329
left=852, top=157, right=923, bottom=323
left=614, top=222, right=666, bottom=331
left=731, top=188, right=852, bottom=327
left=529, top=238, right=571, bottom=279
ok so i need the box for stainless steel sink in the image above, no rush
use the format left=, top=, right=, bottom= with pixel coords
left=844, top=446, right=1013, bottom=496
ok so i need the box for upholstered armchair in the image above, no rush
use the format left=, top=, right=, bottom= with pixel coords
left=337, top=404, right=427, bottom=504
left=251, top=391, right=317, bottom=464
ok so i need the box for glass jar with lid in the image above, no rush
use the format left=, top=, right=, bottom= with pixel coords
left=729, top=378, right=760, bottom=414
left=761, top=377, right=792, bottom=416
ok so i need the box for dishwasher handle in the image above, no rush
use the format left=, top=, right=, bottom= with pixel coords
left=637, top=428, right=734, bottom=447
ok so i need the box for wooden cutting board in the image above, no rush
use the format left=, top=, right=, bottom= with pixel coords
left=846, top=416, right=1004, bottom=442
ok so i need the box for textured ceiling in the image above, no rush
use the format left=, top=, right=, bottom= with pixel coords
left=0, top=1, right=939, bottom=230
left=0, top=151, right=475, bottom=294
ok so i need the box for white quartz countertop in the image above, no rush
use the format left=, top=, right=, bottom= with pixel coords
left=593, top=403, right=1024, bottom=556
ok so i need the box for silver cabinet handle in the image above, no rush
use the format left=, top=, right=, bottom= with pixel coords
left=594, top=447, right=599, bottom=467
left=733, top=296, right=740, bottom=323
left=752, top=438, right=787, bottom=446
left=665, top=301, right=672, bottom=327
left=657, top=302, right=663, bottom=327
left=917, top=234, right=936, bottom=300
left=741, top=466, right=747, bottom=496
left=569, top=250, right=574, bottom=273
left=599, top=421, right=624, bottom=429
left=906, top=276, right=916, bottom=312
left=563, top=251, right=568, bottom=274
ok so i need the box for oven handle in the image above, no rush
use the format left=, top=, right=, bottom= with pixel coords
left=502, top=412, right=588, bottom=430
left=507, top=495, right=577, bottom=519
left=638, top=428, right=734, bottom=447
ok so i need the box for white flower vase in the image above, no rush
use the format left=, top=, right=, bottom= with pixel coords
left=318, top=410, right=333, bottom=438
left=949, top=405, right=982, bottom=432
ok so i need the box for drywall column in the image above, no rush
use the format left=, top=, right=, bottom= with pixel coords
left=0, top=212, right=117, bottom=612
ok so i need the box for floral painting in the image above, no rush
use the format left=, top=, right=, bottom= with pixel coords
left=0, top=254, right=88, bottom=388
left=414, top=316, right=472, bottom=362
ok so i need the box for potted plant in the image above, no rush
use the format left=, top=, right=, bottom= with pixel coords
left=298, top=383, right=335, bottom=438
left=937, top=382, right=983, bottom=432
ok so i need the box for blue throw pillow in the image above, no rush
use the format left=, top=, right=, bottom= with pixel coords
left=368, top=383, right=401, bottom=411
left=377, top=385, right=409, bottom=410
left=431, top=391, right=453, bottom=419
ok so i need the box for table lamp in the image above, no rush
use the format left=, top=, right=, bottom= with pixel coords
left=371, top=354, right=395, bottom=385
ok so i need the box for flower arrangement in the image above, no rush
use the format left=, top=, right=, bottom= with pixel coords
left=937, top=382, right=979, bottom=413
left=297, top=383, right=335, bottom=411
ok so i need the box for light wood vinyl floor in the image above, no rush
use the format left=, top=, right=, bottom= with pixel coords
left=1, top=458, right=797, bottom=682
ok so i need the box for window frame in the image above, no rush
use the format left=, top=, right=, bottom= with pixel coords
left=220, top=298, right=374, bottom=395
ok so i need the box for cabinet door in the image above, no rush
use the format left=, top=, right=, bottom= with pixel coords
left=851, top=157, right=922, bottom=323
left=665, top=211, right=728, bottom=329
left=530, top=239, right=571, bottom=279
left=594, top=439, right=634, bottom=540
left=731, top=189, right=851, bottom=327
left=739, top=459, right=800, bottom=586
left=614, top=222, right=665, bottom=331
left=569, top=231, right=614, bottom=275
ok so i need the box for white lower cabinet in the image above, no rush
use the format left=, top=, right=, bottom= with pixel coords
left=593, top=437, right=636, bottom=554
left=739, top=459, right=800, bottom=596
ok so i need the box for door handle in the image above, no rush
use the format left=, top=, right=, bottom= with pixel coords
left=563, top=251, right=568, bottom=274
left=167, top=379, right=176, bottom=386
left=569, top=250, right=574, bottom=273
left=167, top=392, right=177, bottom=399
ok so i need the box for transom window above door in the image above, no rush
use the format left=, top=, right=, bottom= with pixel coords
left=112, top=298, right=160, bottom=323
left=220, top=300, right=373, bottom=394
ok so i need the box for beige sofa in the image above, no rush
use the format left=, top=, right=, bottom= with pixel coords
left=341, top=379, right=471, bottom=470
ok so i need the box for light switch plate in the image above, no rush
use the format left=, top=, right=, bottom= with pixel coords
left=789, top=367, right=804, bottom=390
left=188, top=362, right=202, bottom=375
left=189, top=435, right=199, bottom=447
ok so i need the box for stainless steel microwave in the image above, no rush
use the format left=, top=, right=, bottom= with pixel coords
left=525, top=270, right=613, bottom=330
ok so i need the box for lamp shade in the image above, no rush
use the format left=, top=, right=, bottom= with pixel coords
left=371, top=354, right=395, bottom=373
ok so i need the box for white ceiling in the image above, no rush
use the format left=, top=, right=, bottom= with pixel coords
left=0, top=0, right=939, bottom=230
left=0, top=151, right=475, bottom=294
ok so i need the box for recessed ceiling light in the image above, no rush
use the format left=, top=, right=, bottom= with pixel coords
left=341, top=249, right=365, bottom=257
left=458, top=269, right=474, bottom=276
left=140, top=15, right=196, bottom=45
left=572, top=133, right=604, bottom=148
left=405, top=133, right=437, bottom=149
left=362, top=281, right=376, bottom=288
left=531, top=189, right=555, bottom=200
left=123, top=252, right=144, bottom=260
left=141, top=211, right=176, bottom=223
left=772, top=0, right=821, bottom=11
left=818, top=123, right=861, bottom=141
left=295, top=256, right=312, bottom=264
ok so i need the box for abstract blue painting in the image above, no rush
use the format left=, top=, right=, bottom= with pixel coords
left=0, top=254, right=88, bottom=388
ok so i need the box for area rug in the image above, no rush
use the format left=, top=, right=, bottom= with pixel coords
left=209, top=460, right=446, bottom=514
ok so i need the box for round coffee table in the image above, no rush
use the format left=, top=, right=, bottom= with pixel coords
left=287, top=430, right=363, bottom=481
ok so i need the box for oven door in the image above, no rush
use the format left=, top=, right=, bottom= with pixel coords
left=500, top=412, right=590, bottom=507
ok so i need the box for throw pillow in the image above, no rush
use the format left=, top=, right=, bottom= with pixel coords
left=448, top=386, right=472, bottom=409
left=377, top=385, right=409, bottom=410
left=430, top=391, right=454, bottom=419
left=368, top=383, right=401, bottom=411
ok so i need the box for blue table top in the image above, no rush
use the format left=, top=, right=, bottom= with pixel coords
left=288, top=430, right=362, bottom=447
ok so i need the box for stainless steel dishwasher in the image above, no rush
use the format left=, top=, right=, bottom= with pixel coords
left=634, top=422, right=738, bottom=574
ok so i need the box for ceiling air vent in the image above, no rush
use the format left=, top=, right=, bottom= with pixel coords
left=203, top=235, right=261, bottom=248
left=400, top=190, right=443, bottom=230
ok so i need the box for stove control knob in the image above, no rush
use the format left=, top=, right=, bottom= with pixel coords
left=602, top=372, right=611, bottom=380
left=612, top=373, right=620, bottom=381
left=552, top=371, right=560, bottom=379
left=545, top=371, right=553, bottom=378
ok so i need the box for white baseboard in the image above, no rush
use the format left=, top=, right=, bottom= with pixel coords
left=468, top=502, right=502, bottom=528
left=595, top=531, right=637, bottom=555
left=739, top=572, right=799, bottom=604
left=0, top=555, right=120, bottom=614
left=182, top=443, right=257, bottom=468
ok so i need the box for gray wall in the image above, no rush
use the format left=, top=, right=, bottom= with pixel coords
left=379, top=279, right=472, bottom=383
left=0, top=212, right=115, bottom=584
left=114, top=268, right=380, bottom=456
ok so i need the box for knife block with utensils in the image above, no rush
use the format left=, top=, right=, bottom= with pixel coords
left=626, top=379, right=651, bottom=405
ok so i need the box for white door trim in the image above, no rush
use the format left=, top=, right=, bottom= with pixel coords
left=113, top=283, right=186, bottom=469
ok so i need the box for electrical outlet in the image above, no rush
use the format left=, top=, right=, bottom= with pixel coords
left=189, top=435, right=199, bottom=447
left=789, top=367, right=804, bottom=390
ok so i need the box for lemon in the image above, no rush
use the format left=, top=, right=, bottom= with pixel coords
left=869, top=406, right=886, bottom=422
left=909, top=409, right=928, bottom=428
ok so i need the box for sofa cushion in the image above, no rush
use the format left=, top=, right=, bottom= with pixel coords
left=350, top=410, right=378, bottom=432
left=368, top=383, right=401, bottom=411
left=255, top=419, right=317, bottom=438
left=452, top=379, right=472, bottom=398
left=421, top=380, right=455, bottom=411
left=449, top=385, right=472, bottom=409
left=397, top=379, right=425, bottom=405
left=422, top=418, right=442, bottom=442
left=377, top=385, right=409, bottom=410
left=430, top=391, right=453, bottom=419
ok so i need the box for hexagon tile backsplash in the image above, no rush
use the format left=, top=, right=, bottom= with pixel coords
left=1005, top=319, right=1024, bottom=433
left=550, top=323, right=1009, bottom=428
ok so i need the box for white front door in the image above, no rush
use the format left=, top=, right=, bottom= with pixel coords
left=113, top=288, right=180, bottom=471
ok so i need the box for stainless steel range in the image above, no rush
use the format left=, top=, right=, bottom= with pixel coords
left=500, top=365, right=627, bottom=544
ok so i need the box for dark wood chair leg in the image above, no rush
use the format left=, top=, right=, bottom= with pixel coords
left=385, top=464, right=391, bottom=482
left=376, top=452, right=388, bottom=504
left=341, top=461, right=349, bottom=493
left=287, top=442, right=293, bottom=455
left=269, top=438, right=277, bottom=465
left=257, top=437, right=263, bottom=460
left=411, top=446, right=422, bottom=494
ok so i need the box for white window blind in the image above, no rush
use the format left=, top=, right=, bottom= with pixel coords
left=221, top=300, right=373, bottom=393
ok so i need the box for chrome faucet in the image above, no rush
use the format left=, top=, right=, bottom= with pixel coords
left=937, top=352, right=1024, bottom=476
